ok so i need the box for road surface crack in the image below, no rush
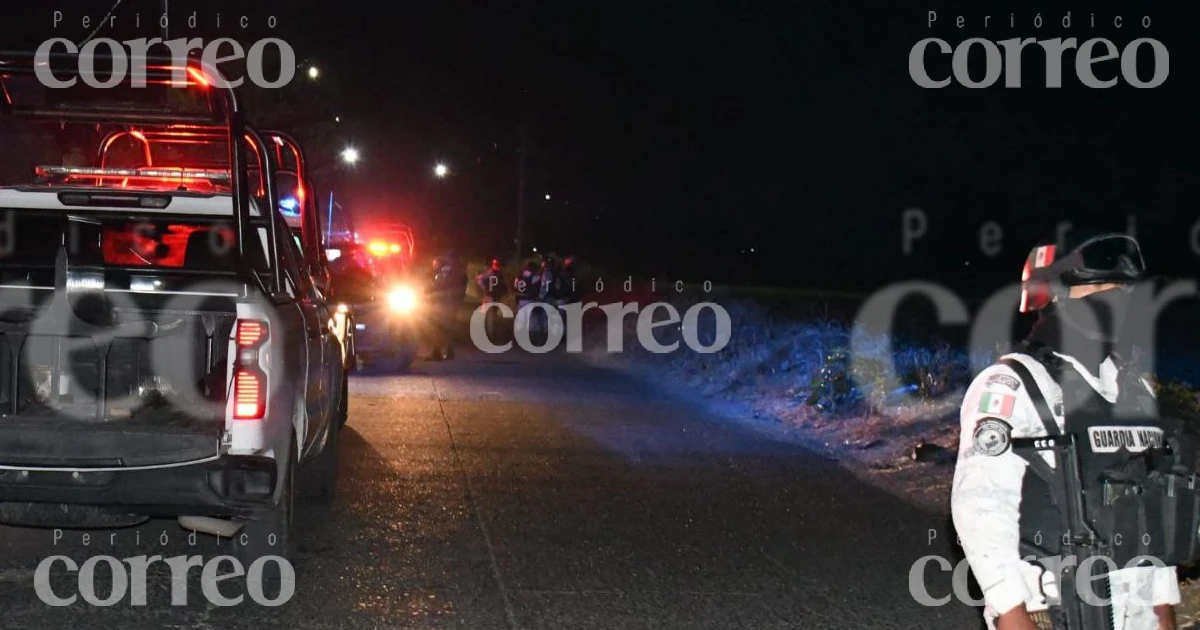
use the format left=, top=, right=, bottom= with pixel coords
left=431, top=377, right=520, bottom=630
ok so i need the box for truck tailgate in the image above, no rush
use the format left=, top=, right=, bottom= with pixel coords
left=0, top=409, right=221, bottom=468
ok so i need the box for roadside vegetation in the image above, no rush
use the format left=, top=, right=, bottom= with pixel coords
left=592, top=289, right=1200, bottom=460
left=583, top=287, right=1200, bottom=502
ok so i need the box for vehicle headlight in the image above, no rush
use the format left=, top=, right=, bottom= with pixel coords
left=387, top=286, right=417, bottom=313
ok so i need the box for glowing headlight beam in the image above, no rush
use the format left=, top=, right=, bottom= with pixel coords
left=387, top=286, right=417, bottom=312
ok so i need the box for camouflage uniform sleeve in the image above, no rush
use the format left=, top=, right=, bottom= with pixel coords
left=951, top=362, right=1048, bottom=615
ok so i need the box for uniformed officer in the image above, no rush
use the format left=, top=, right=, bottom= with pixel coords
left=476, top=257, right=507, bottom=302
left=951, top=229, right=1184, bottom=630
left=425, top=252, right=467, bottom=360
left=476, top=257, right=508, bottom=339
left=512, top=261, right=540, bottom=338
left=558, top=255, right=579, bottom=303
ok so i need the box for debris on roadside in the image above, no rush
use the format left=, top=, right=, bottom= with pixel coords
left=910, top=440, right=955, bottom=464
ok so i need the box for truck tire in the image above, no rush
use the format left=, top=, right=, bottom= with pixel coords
left=236, top=436, right=295, bottom=586
left=305, top=417, right=340, bottom=503
left=393, top=343, right=417, bottom=373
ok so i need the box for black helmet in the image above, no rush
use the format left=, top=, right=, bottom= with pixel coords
left=1019, top=228, right=1145, bottom=313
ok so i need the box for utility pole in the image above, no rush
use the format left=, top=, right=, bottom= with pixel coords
left=514, top=123, right=527, bottom=262
left=162, top=0, right=168, bottom=40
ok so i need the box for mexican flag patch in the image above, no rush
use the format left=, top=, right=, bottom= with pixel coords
left=1033, top=245, right=1055, bottom=268
left=978, top=391, right=1016, bottom=417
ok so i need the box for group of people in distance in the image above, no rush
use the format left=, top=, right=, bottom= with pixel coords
left=424, top=253, right=580, bottom=358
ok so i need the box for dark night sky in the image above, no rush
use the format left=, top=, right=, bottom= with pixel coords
left=2, top=0, right=1197, bottom=291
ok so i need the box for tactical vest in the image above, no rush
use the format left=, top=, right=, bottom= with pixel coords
left=1008, top=349, right=1200, bottom=572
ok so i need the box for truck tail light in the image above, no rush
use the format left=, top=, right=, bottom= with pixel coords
left=237, top=320, right=267, bottom=347
left=233, top=319, right=268, bottom=420
left=233, top=370, right=264, bottom=419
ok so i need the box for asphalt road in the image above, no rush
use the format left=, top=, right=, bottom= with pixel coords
left=0, top=348, right=981, bottom=629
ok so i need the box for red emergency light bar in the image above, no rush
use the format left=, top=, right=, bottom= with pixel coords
left=366, top=240, right=407, bottom=257
left=36, top=165, right=231, bottom=182
left=0, top=51, right=285, bottom=297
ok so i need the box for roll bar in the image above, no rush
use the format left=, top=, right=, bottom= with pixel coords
left=88, top=126, right=302, bottom=297
left=264, top=130, right=330, bottom=293
left=264, top=131, right=317, bottom=236
left=94, top=129, right=273, bottom=197
left=264, top=131, right=306, bottom=180
left=0, top=51, right=267, bottom=288
left=245, top=128, right=284, bottom=295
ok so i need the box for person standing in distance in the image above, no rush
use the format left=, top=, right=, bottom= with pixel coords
left=425, top=252, right=467, bottom=360
left=476, top=257, right=508, bottom=340
left=512, top=260, right=540, bottom=340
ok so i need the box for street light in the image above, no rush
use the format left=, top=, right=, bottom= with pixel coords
left=341, top=147, right=359, bottom=165
left=308, top=66, right=319, bottom=80
left=434, top=163, right=448, bottom=178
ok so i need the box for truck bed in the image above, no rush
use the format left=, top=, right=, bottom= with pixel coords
left=0, top=289, right=237, bottom=467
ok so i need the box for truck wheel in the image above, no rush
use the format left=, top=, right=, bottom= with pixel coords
left=305, top=416, right=340, bottom=504
left=394, top=343, right=417, bottom=373
left=236, top=437, right=295, bottom=584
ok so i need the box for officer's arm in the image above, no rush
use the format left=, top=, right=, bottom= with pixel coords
left=951, top=364, right=1042, bottom=616
left=1155, top=603, right=1177, bottom=629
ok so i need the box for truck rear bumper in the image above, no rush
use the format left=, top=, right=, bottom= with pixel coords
left=353, top=317, right=417, bottom=356
left=0, top=421, right=221, bottom=469
left=0, top=454, right=277, bottom=519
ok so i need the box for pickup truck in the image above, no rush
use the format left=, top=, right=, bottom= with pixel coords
left=328, top=240, right=422, bottom=373
left=0, top=53, right=345, bottom=567
left=95, top=127, right=354, bottom=424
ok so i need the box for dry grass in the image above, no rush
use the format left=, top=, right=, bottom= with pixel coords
left=588, top=295, right=978, bottom=469
left=597, top=293, right=1200, bottom=459
left=1182, top=580, right=1200, bottom=628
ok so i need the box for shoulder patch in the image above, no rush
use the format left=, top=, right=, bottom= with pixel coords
left=977, top=391, right=1017, bottom=417
left=973, top=419, right=1012, bottom=456
left=985, top=373, right=1021, bottom=390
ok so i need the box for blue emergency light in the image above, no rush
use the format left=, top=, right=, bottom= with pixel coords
left=279, top=196, right=300, bottom=215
